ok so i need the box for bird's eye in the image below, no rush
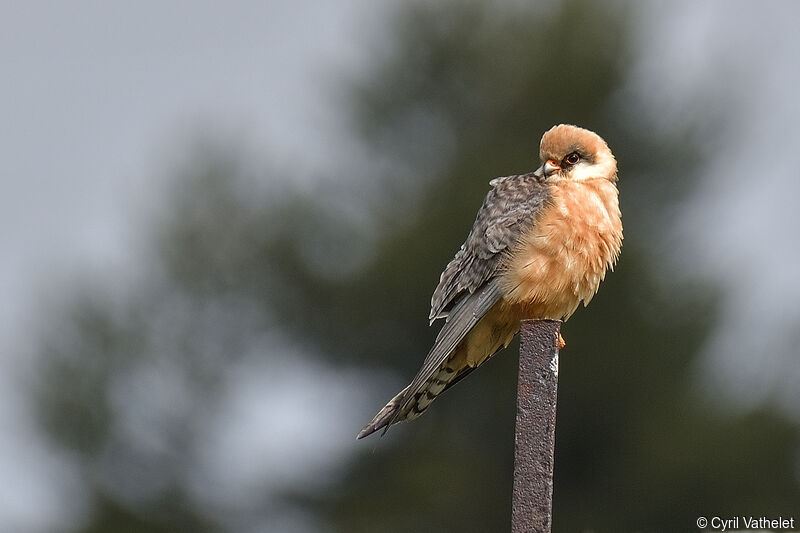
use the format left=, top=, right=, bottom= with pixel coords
left=563, top=152, right=581, bottom=166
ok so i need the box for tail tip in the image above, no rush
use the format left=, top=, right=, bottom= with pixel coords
left=357, top=388, right=408, bottom=440
left=356, top=419, right=389, bottom=440
left=357, top=413, right=396, bottom=440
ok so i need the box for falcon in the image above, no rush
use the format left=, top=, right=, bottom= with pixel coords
left=357, top=124, right=622, bottom=439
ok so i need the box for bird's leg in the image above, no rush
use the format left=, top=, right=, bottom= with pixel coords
left=557, top=332, right=566, bottom=350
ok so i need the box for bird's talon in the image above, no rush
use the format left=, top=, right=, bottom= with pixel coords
left=557, top=333, right=566, bottom=349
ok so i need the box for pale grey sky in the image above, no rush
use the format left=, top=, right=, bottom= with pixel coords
left=630, top=2, right=800, bottom=419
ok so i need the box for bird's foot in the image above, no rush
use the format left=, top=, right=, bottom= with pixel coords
left=557, top=333, right=566, bottom=350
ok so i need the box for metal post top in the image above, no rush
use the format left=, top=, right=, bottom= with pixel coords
left=512, top=319, right=562, bottom=533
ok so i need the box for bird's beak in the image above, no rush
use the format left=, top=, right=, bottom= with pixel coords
left=534, top=160, right=560, bottom=179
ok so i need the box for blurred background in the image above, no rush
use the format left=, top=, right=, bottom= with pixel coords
left=2, top=1, right=799, bottom=531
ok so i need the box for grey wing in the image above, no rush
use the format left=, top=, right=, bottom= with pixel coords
left=429, top=174, right=551, bottom=323
left=404, top=278, right=503, bottom=400
left=362, top=174, right=552, bottom=437
left=358, top=279, right=506, bottom=439
left=393, top=175, right=549, bottom=415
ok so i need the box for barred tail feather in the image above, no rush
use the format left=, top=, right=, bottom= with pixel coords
left=357, top=362, right=462, bottom=439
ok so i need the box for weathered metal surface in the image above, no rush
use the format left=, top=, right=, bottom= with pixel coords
left=511, top=319, right=562, bottom=533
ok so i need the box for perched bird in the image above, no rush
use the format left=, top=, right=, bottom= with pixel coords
left=357, top=124, right=622, bottom=439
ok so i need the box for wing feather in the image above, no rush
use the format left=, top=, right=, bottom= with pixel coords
left=357, top=280, right=504, bottom=439
left=429, top=173, right=551, bottom=323
left=399, top=279, right=502, bottom=403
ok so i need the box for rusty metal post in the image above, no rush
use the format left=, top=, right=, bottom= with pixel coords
left=511, top=319, right=562, bottom=533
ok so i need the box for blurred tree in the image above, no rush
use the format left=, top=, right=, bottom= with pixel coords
left=32, top=1, right=799, bottom=532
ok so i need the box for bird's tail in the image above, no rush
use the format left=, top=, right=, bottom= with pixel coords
left=356, top=362, right=465, bottom=439
left=358, top=280, right=507, bottom=440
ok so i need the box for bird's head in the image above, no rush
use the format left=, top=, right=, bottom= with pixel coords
left=534, top=124, right=617, bottom=183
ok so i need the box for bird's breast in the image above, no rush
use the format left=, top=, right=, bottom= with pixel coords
left=500, top=178, right=622, bottom=320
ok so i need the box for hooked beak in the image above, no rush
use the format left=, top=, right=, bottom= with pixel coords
left=533, top=159, right=560, bottom=179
